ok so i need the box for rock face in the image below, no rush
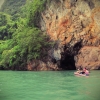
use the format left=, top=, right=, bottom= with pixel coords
left=0, top=0, right=4, bottom=9
left=39, top=0, right=100, bottom=70
left=27, top=59, right=59, bottom=71
left=75, top=46, right=100, bottom=69
left=27, top=0, right=100, bottom=70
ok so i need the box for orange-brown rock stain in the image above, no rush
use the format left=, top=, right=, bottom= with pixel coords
left=39, top=0, right=100, bottom=70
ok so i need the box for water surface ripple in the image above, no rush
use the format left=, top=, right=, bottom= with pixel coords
left=0, top=71, right=100, bottom=100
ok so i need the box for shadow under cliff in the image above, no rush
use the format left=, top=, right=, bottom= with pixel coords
left=59, top=41, right=82, bottom=70
left=60, top=53, right=76, bottom=70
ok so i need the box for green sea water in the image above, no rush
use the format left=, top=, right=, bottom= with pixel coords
left=0, top=71, right=100, bottom=100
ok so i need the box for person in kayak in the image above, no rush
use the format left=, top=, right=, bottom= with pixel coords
left=81, top=68, right=89, bottom=75
left=75, top=67, right=89, bottom=76
left=85, top=68, right=89, bottom=76
left=81, top=68, right=86, bottom=74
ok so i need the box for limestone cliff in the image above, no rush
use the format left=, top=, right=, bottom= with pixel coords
left=27, top=0, right=100, bottom=70
left=0, top=0, right=4, bottom=9
left=39, top=0, right=100, bottom=70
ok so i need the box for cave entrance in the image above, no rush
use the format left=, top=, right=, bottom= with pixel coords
left=59, top=41, right=82, bottom=70
left=60, top=53, right=76, bottom=70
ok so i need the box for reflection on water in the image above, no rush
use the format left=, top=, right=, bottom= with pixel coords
left=0, top=71, right=100, bottom=100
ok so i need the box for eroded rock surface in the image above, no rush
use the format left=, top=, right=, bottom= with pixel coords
left=27, top=60, right=59, bottom=71
left=75, top=46, right=100, bottom=69
left=28, top=0, right=100, bottom=70
left=40, top=0, right=100, bottom=70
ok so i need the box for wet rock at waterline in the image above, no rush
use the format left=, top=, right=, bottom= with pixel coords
left=75, top=46, right=100, bottom=70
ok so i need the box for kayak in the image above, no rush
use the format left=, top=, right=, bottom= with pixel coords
left=74, top=72, right=89, bottom=76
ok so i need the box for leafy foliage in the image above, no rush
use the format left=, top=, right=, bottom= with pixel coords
left=27, top=0, right=46, bottom=27
left=0, top=0, right=52, bottom=70
left=0, top=12, right=17, bottom=40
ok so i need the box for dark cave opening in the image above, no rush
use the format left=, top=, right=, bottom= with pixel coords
left=59, top=41, right=82, bottom=70
left=60, top=53, right=76, bottom=70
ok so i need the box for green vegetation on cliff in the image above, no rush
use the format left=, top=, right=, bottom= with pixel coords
left=0, top=0, right=52, bottom=70
left=0, top=12, right=17, bottom=40
left=0, top=0, right=26, bottom=20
